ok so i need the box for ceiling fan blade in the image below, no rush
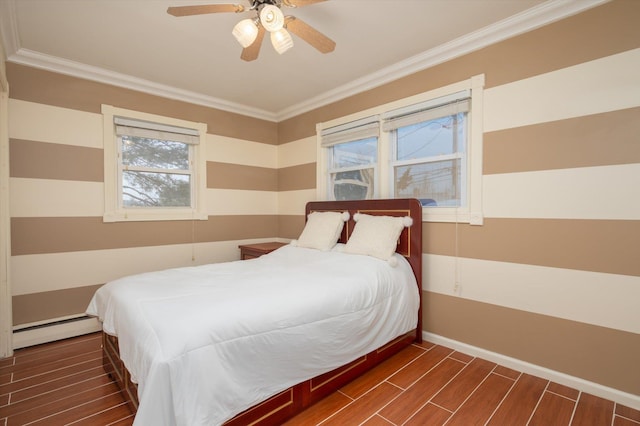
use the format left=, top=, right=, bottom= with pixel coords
left=283, top=0, right=328, bottom=7
left=285, top=16, right=335, bottom=54
left=167, top=4, right=244, bottom=17
left=241, top=25, right=266, bottom=62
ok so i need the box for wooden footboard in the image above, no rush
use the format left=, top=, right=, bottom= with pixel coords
left=103, top=333, right=139, bottom=413
left=103, top=330, right=416, bottom=425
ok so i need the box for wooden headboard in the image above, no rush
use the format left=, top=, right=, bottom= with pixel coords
left=305, top=198, right=423, bottom=342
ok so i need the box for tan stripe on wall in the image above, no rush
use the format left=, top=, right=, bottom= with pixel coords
left=10, top=139, right=103, bottom=182
left=278, top=163, right=315, bottom=192
left=269, top=215, right=640, bottom=277
left=423, top=291, right=640, bottom=396
left=424, top=219, right=640, bottom=277
left=195, top=215, right=278, bottom=243
left=484, top=107, right=640, bottom=175
left=277, top=0, right=640, bottom=144
left=207, top=161, right=278, bottom=191
left=278, top=214, right=305, bottom=240
left=469, top=0, right=640, bottom=88
left=11, top=215, right=278, bottom=255
left=6, top=63, right=278, bottom=145
left=12, top=285, right=102, bottom=326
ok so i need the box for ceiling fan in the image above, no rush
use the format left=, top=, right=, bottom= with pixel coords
left=167, top=0, right=336, bottom=61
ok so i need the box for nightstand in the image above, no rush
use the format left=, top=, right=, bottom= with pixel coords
left=238, top=242, right=287, bottom=260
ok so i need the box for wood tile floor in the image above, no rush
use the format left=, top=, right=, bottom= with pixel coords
left=1, top=333, right=639, bottom=425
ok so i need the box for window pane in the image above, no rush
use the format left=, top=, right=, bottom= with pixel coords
left=394, top=160, right=461, bottom=207
left=396, top=113, right=466, bottom=161
left=331, top=137, right=377, bottom=168
left=122, top=171, right=191, bottom=207
left=122, top=136, right=189, bottom=170
left=331, top=168, right=374, bottom=200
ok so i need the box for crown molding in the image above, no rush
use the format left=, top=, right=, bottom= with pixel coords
left=0, top=0, right=609, bottom=123
left=6, top=48, right=279, bottom=121
left=0, top=0, right=277, bottom=121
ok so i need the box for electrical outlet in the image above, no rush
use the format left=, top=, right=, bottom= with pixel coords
left=453, top=282, right=460, bottom=294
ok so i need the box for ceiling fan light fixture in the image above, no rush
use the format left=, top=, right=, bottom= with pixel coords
left=260, top=4, right=285, bottom=32
left=167, top=1, right=335, bottom=61
left=270, top=28, right=293, bottom=54
left=232, top=18, right=259, bottom=48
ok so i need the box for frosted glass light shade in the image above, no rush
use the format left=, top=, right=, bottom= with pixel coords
left=260, top=5, right=284, bottom=32
left=232, top=19, right=258, bottom=48
left=270, top=28, right=293, bottom=54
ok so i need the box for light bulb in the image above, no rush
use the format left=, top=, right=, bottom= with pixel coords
left=232, top=19, right=258, bottom=48
left=270, top=28, right=293, bottom=54
left=260, top=4, right=284, bottom=32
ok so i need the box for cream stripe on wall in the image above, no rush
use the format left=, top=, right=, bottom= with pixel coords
left=483, top=164, right=640, bottom=220
left=10, top=99, right=278, bottom=167
left=12, top=246, right=197, bottom=295
left=278, top=189, right=317, bottom=217
left=10, top=178, right=104, bottom=217
left=206, top=134, right=277, bottom=168
left=277, top=136, right=316, bottom=168
left=276, top=136, right=317, bottom=217
left=206, top=189, right=278, bottom=216
left=9, top=99, right=102, bottom=148
left=423, top=254, right=640, bottom=335
left=11, top=239, right=273, bottom=296
left=484, top=48, right=640, bottom=133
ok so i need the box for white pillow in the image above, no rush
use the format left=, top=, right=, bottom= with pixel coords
left=292, top=211, right=349, bottom=251
left=343, top=213, right=413, bottom=264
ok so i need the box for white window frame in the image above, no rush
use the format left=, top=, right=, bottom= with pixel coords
left=322, top=116, right=380, bottom=201
left=102, top=104, right=208, bottom=222
left=317, top=74, right=485, bottom=224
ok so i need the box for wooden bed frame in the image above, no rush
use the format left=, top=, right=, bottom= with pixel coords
left=102, top=198, right=423, bottom=425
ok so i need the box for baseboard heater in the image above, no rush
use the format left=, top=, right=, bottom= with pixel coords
left=13, top=314, right=101, bottom=349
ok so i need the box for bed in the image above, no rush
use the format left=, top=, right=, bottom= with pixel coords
left=87, top=198, right=423, bottom=425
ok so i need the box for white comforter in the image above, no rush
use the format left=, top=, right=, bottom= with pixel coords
left=86, top=244, right=419, bottom=426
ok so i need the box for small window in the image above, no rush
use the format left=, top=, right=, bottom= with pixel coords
left=329, top=137, right=378, bottom=200
left=102, top=105, right=207, bottom=222
left=321, top=116, right=379, bottom=201
left=117, top=117, right=195, bottom=208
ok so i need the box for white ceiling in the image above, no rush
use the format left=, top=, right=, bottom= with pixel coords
left=0, top=0, right=605, bottom=121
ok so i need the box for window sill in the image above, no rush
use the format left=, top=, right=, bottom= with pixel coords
left=422, top=209, right=483, bottom=225
left=103, top=209, right=208, bottom=223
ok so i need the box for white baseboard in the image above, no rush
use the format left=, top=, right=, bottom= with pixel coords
left=13, top=316, right=102, bottom=350
left=423, top=331, right=640, bottom=411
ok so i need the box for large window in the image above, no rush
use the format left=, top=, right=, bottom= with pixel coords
left=385, top=91, right=469, bottom=208
left=317, top=75, right=484, bottom=224
left=102, top=105, right=207, bottom=222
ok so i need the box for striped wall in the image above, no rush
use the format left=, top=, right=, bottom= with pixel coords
left=7, top=69, right=281, bottom=329
left=275, top=0, right=640, bottom=399
left=0, top=33, right=11, bottom=358
left=4, top=0, right=639, bottom=404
